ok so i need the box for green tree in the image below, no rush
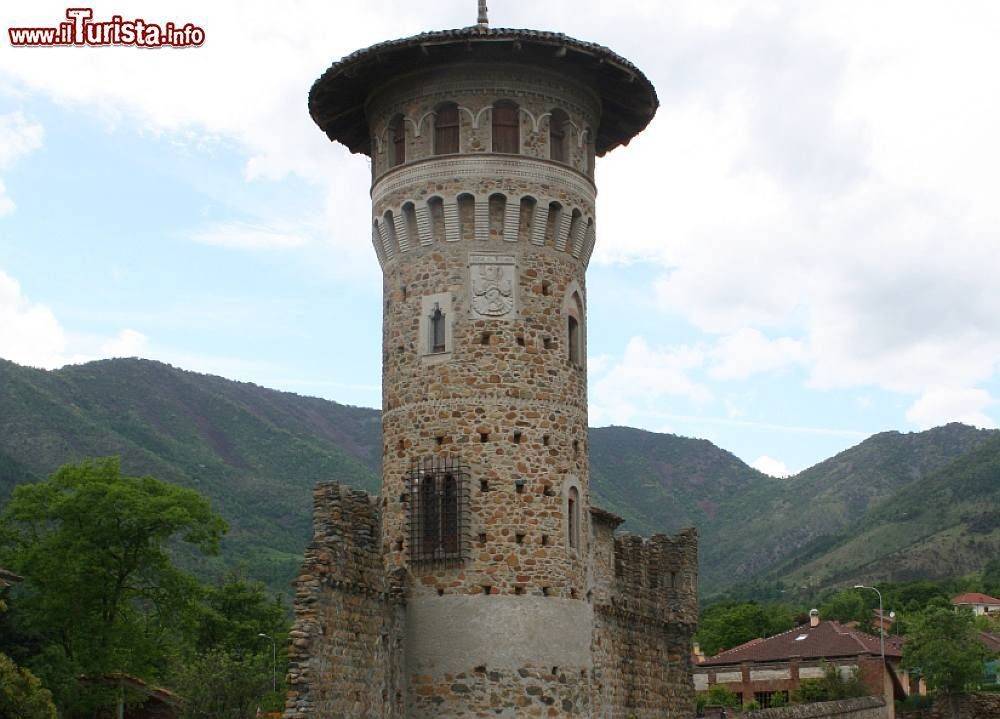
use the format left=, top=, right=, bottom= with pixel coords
left=982, top=558, right=1000, bottom=598
left=705, top=685, right=740, bottom=708
left=0, top=652, right=57, bottom=719
left=792, top=664, right=866, bottom=704
left=697, top=602, right=795, bottom=656
left=903, top=605, right=989, bottom=695
left=819, top=589, right=869, bottom=624
left=173, top=649, right=272, bottom=719
left=0, top=458, right=227, bottom=714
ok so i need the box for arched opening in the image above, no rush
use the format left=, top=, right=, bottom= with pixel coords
left=549, top=109, right=569, bottom=163
left=543, top=201, right=562, bottom=246
left=457, top=193, right=475, bottom=242
left=491, top=100, right=520, bottom=154
left=518, top=196, right=537, bottom=243
left=568, top=316, right=580, bottom=366
left=429, top=303, right=446, bottom=354
left=383, top=210, right=398, bottom=252
left=567, top=485, right=580, bottom=550
left=388, top=114, right=406, bottom=166
left=401, top=202, right=418, bottom=247
left=567, top=290, right=583, bottom=368
left=434, top=103, right=460, bottom=155
left=488, top=193, right=506, bottom=240
left=427, top=196, right=445, bottom=242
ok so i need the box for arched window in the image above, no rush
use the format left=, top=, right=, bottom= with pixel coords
left=389, top=114, right=405, bottom=166
left=492, top=100, right=520, bottom=154
left=429, top=304, right=446, bottom=354
left=434, top=103, right=460, bottom=155
left=549, top=109, right=569, bottom=163
left=568, top=316, right=580, bottom=366
left=567, top=485, right=580, bottom=550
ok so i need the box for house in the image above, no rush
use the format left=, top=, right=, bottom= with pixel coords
left=693, top=610, right=911, bottom=710
left=951, top=592, right=1000, bottom=616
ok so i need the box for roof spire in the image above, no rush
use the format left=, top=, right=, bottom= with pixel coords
left=477, top=0, right=489, bottom=29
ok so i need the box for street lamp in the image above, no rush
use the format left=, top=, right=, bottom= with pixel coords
left=854, top=585, right=886, bottom=698
left=258, top=632, right=277, bottom=694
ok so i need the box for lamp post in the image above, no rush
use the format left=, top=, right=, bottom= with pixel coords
left=258, top=632, right=276, bottom=694
left=854, top=585, right=886, bottom=698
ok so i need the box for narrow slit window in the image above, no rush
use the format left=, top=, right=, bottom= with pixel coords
left=567, top=486, right=580, bottom=550
left=429, top=304, right=446, bottom=353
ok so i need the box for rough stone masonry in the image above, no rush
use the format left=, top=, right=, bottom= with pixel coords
left=284, top=15, right=699, bottom=719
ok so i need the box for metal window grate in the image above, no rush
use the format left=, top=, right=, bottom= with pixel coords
left=406, top=457, right=469, bottom=565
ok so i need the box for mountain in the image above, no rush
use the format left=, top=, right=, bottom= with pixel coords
left=0, top=357, right=996, bottom=598
left=696, top=423, right=998, bottom=592
left=767, top=430, right=1000, bottom=589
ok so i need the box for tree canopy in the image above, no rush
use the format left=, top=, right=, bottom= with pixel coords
left=0, top=458, right=286, bottom=717
left=902, top=605, right=990, bottom=695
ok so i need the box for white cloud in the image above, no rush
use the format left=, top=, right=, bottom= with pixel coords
left=0, top=268, right=152, bottom=369
left=590, top=336, right=710, bottom=426
left=0, top=111, right=44, bottom=216
left=192, top=222, right=309, bottom=251
left=752, top=455, right=792, bottom=478
left=100, top=329, right=149, bottom=358
left=0, top=269, right=74, bottom=368
left=709, top=328, right=807, bottom=381
left=905, top=388, right=997, bottom=431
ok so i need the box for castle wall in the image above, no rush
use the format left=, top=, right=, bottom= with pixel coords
left=591, top=525, right=699, bottom=719
left=284, top=483, right=406, bottom=719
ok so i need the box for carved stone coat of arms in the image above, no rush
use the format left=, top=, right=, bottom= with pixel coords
left=469, top=254, right=516, bottom=320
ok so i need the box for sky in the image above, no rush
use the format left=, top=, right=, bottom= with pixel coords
left=0, top=0, right=998, bottom=477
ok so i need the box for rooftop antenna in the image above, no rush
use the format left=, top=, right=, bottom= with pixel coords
left=477, top=0, right=489, bottom=29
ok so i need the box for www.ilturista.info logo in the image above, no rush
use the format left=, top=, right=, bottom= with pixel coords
left=9, top=8, right=205, bottom=48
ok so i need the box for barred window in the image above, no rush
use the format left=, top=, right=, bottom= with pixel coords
left=407, top=458, right=468, bottom=564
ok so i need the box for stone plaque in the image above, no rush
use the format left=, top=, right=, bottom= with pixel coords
left=469, top=253, right=516, bottom=320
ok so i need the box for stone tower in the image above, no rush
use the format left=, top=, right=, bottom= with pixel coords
left=285, top=8, right=699, bottom=719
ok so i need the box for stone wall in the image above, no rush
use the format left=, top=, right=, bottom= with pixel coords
left=899, top=692, right=1000, bottom=719
left=591, top=523, right=699, bottom=718
left=741, top=697, right=887, bottom=719
left=283, top=483, right=405, bottom=719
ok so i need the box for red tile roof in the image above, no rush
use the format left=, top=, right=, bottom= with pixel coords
left=701, top=621, right=903, bottom=667
left=979, top=632, right=1000, bottom=654
left=952, top=593, right=1000, bottom=605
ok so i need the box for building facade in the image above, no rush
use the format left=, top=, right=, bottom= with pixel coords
left=693, top=612, right=907, bottom=710
left=283, top=12, right=698, bottom=719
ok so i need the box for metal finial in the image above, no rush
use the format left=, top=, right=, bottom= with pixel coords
left=477, top=0, right=489, bottom=28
